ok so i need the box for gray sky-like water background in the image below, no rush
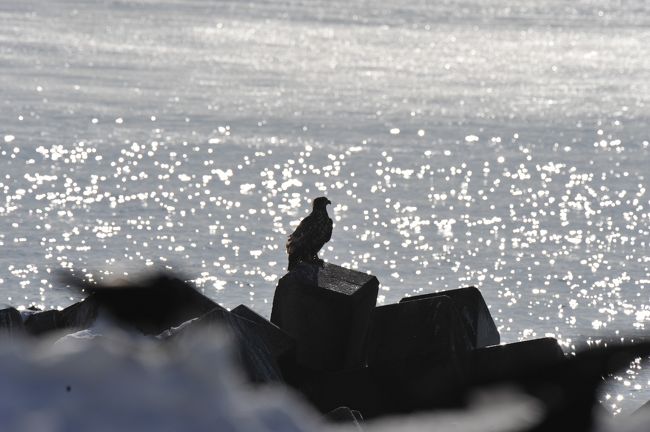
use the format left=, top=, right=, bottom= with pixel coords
left=1, top=0, right=649, bottom=414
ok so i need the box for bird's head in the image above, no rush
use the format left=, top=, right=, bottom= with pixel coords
left=312, top=196, right=331, bottom=210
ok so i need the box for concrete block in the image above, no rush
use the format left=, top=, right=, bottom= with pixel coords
left=174, top=305, right=283, bottom=384
left=366, top=296, right=473, bottom=412
left=232, top=304, right=295, bottom=362
left=400, top=287, right=499, bottom=348
left=271, top=263, right=378, bottom=371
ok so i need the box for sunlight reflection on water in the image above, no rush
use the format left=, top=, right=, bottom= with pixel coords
left=0, top=0, right=649, bottom=414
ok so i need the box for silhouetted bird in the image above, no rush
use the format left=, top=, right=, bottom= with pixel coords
left=286, top=197, right=333, bottom=271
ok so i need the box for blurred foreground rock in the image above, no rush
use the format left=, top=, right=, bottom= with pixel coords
left=62, top=272, right=218, bottom=335
left=324, top=406, right=364, bottom=430
left=0, top=327, right=321, bottom=432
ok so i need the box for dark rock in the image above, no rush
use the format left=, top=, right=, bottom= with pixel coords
left=400, top=287, right=499, bottom=348
left=368, top=295, right=473, bottom=367
left=12, top=297, right=100, bottom=337
left=61, top=296, right=100, bottom=330
left=366, top=296, right=473, bottom=412
left=508, top=341, right=650, bottom=432
left=232, top=304, right=296, bottom=371
left=271, top=262, right=378, bottom=371
left=469, top=337, right=565, bottom=385
left=173, top=305, right=283, bottom=384
left=296, top=366, right=382, bottom=418
left=0, top=307, right=25, bottom=336
left=60, top=271, right=218, bottom=335
left=324, top=406, right=363, bottom=429
left=24, top=309, right=65, bottom=336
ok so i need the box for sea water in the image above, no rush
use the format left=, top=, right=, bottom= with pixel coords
left=0, top=0, right=648, bottom=414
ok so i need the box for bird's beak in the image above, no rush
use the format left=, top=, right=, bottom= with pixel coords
left=327, top=199, right=332, bottom=205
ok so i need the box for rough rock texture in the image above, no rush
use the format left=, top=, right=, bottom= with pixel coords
left=400, top=287, right=499, bottom=348
left=0, top=307, right=25, bottom=337
left=271, top=262, right=378, bottom=371
left=231, top=304, right=295, bottom=372
left=24, top=310, right=65, bottom=336
left=61, top=297, right=100, bottom=330
left=171, top=305, right=283, bottom=383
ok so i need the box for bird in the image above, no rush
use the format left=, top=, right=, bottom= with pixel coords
left=286, top=197, right=333, bottom=271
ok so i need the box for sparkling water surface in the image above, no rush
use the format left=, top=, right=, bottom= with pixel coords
left=1, top=0, right=649, bottom=414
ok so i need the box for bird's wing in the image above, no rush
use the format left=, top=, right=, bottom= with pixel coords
left=286, top=214, right=315, bottom=255
left=323, top=217, right=333, bottom=243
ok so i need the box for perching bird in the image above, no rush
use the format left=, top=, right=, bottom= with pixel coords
left=286, top=197, right=333, bottom=271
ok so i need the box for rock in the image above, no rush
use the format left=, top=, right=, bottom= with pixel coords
left=366, top=296, right=473, bottom=412
left=500, top=341, right=650, bottom=432
left=296, top=366, right=382, bottom=418
left=61, top=296, right=100, bottom=330
left=173, top=305, right=283, bottom=384
left=0, top=307, right=25, bottom=336
left=231, top=304, right=296, bottom=371
left=60, top=271, right=218, bottom=335
left=469, top=337, right=565, bottom=385
left=324, top=406, right=363, bottom=429
left=400, top=287, right=499, bottom=348
left=368, top=295, right=473, bottom=368
left=24, top=310, right=65, bottom=336
left=271, top=262, right=378, bottom=372
left=12, top=297, right=100, bottom=337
